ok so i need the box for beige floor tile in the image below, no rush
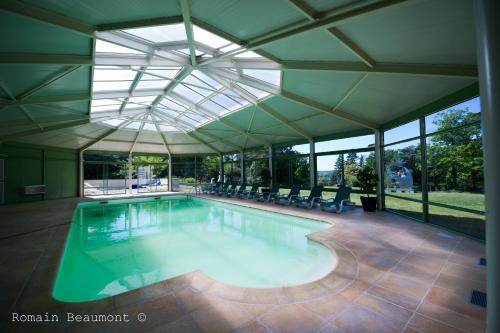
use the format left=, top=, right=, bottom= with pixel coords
left=377, top=272, right=430, bottom=300
left=367, top=285, right=421, bottom=310
left=355, top=294, right=412, bottom=328
left=417, top=300, right=485, bottom=333
left=425, top=286, right=486, bottom=321
left=441, top=262, right=486, bottom=282
left=332, top=302, right=404, bottom=333
left=233, top=320, right=272, bottom=333
left=190, top=298, right=253, bottom=333
left=408, top=314, right=465, bottom=333
left=147, top=315, right=199, bottom=333
left=260, top=304, right=324, bottom=333
left=299, top=293, right=351, bottom=319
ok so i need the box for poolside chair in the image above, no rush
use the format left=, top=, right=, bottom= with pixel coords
left=212, top=182, right=228, bottom=195
left=321, top=186, right=352, bottom=213
left=256, top=183, right=280, bottom=202
left=238, top=183, right=259, bottom=199
left=274, top=184, right=301, bottom=205
left=204, top=182, right=220, bottom=194
left=220, top=182, right=237, bottom=196
left=295, top=185, right=324, bottom=209
left=230, top=182, right=247, bottom=197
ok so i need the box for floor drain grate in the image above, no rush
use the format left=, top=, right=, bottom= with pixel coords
left=470, top=290, right=487, bottom=308
left=479, top=257, right=487, bottom=266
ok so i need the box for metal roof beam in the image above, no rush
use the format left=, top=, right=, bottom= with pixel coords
left=0, top=94, right=90, bottom=107
left=280, top=89, right=377, bottom=129
left=204, top=68, right=280, bottom=95
left=201, top=0, right=409, bottom=63
left=180, top=0, right=197, bottom=65
left=17, top=66, right=82, bottom=100
left=0, top=0, right=94, bottom=36
left=94, top=31, right=189, bottom=66
left=96, top=16, right=183, bottom=31
left=281, top=61, right=478, bottom=77
left=119, top=66, right=145, bottom=114
left=202, top=58, right=281, bottom=70
left=129, top=116, right=146, bottom=154
left=81, top=113, right=144, bottom=151
left=195, top=129, right=243, bottom=150
left=288, top=0, right=321, bottom=20
left=95, top=54, right=181, bottom=67
left=0, top=53, right=92, bottom=65
left=152, top=67, right=192, bottom=106
left=0, top=119, right=89, bottom=142
left=169, top=91, right=270, bottom=145
left=203, top=70, right=312, bottom=141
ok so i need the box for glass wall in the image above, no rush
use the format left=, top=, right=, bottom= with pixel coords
left=132, top=155, right=169, bottom=193
left=172, top=155, right=220, bottom=191
left=383, top=97, right=484, bottom=239
left=223, top=154, right=241, bottom=183
left=83, top=152, right=128, bottom=196
left=244, top=148, right=270, bottom=186
left=275, top=145, right=310, bottom=189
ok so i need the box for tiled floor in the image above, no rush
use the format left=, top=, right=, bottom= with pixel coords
left=0, top=194, right=486, bottom=333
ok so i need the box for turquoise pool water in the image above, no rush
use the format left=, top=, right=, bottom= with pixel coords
left=53, top=196, right=336, bottom=302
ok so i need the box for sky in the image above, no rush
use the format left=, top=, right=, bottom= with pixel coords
left=294, top=97, right=481, bottom=172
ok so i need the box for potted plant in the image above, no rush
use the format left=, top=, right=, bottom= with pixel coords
left=357, top=165, right=379, bottom=212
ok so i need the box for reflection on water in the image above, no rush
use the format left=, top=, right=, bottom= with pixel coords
left=54, top=196, right=335, bottom=302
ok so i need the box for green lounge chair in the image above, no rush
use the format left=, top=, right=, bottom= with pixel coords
left=239, top=183, right=259, bottom=199
left=213, top=182, right=229, bottom=195
left=295, top=185, right=324, bottom=208
left=274, top=184, right=301, bottom=205
left=256, top=183, right=280, bottom=202
left=321, top=186, right=352, bottom=213
left=230, top=182, right=247, bottom=197
left=205, top=182, right=220, bottom=194
left=220, top=182, right=237, bottom=196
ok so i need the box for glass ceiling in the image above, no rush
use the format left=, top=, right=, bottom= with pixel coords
left=90, top=22, right=282, bottom=135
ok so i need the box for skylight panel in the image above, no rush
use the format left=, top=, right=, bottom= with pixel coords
left=179, top=115, right=202, bottom=127
left=193, top=25, right=232, bottom=49
left=142, top=123, right=157, bottom=131
left=184, top=74, right=217, bottom=92
left=101, top=119, right=125, bottom=127
left=235, top=50, right=262, bottom=58
left=125, top=122, right=142, bottom=130
left=124, top=103, right=147, bottom=110
left=242, top=70, right=281, bottom=86
left=91, top=99, right=122, bottom=107
left=159, top=98, right=186, bottom=111
left=191, top=70, right=223, bottom=89
left=223, top=89, right=251, bottom=106
left=156, top=109, right=179, bottom=118
left=172, top=84, right=204, bottom=103
left=128, top=96, right=156, bottom=104
left=91, top=105, right=121, bottom=113
left=95, top=39, right=143, bottom=54
left=122, top=23, right=186, bottom=43
left=93, top=69, right=137, bottom=81
left=219, top=44, right=241, bottom=53
left=236, top=83, right=270, bottom=99
left=93, top=81, right=132, bottom=92
left=201, top=100, right=227, bottom=115
left=159, top=125, right=177, bottom=132
left=145, top=69, right=180, bottom=79
left=135, top=80, right=168, bottom=90
left=211, top=94, right=241, bottom=111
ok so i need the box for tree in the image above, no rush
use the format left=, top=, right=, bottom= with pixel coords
left=358, top=155, right=365, bottom=168
left=427, top=109, right=483, bottom=192
left=330, top=155, right=344, bottom=185
left=346, top=152, right=358, bottom=165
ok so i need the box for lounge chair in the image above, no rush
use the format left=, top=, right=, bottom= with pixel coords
left=274, top=184, right=301, bottom=205
left=295, top=185, right=324, bottom=208
left=220, top=182, right=237, bottom=196
left=230, top=182, right=247, bottom=197
left=321, top=186, right=352, bottom=213
left=213, top=182, right=228, bottom=195
left=256, top=183, right=280, bottom=202
left=239, top=183, right=259, bottom=199
left=204, top=182, right=220, bottom=194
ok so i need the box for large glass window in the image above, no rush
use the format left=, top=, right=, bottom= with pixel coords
left=425, top=99, right=484, bottom=238
left=244, top=148, right=270, bottom=186
left=275, top=146, right=310, bottom=189
left=382, top=97, right=484, bottom=239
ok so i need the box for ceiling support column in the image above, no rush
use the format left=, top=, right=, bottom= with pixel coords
left=374, top=129, right=384, bottom=211
left=474, top=1, right=500, bottom=332
left=128, top=153, right=133, bottom=194
left=218, top=153, right=224, bottom=183
left=268, top=146, right=275, bottom=188
left=309, top=140, right=316, bottom=189
left=78, top=150, right=84, bottom=197
left=240, top=151, right=245, bottom=184
left=168, top=154, right=172, bottom=192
